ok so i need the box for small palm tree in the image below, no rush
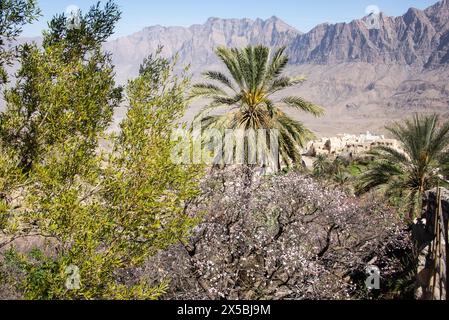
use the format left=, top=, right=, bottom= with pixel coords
left=356, top=114, right=449, bottom=220
left=313, top=154, right=332, bottom=177
left=333, top=170, right=350, bottom=186
left=191, top=45, right=324, bottom=168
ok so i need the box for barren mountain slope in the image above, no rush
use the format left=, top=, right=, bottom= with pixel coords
left=4, top=1, right=449, bottom=136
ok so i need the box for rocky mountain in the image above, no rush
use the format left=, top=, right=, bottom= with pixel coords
left=105, top=1, right=449, bottom=79
left=287, top=0, right=449, bottom=67
left=104, top=16, right=300, bottom=83
left=4, top=1, right=449, bottom=135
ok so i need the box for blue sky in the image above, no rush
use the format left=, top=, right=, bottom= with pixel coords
left=22, top=0, right=440, bottom=38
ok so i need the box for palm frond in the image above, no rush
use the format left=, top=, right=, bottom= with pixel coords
left=215, top=47, right=245, bottom=89
left=268, top=76, right=306, bottom=94
left=202, top=71, right=236, bottom=92
left=282, top=96, right=325, bottom=117
left=191, top=45, right=323, bottom=169
left=358, top=113, right=449, bottom=219
left=193, top=94, right=243, bottom=123
left=368, top=146, right=410, bottom=166
left=429, top=117, right=449, bottom=156
left=253, top=45, right=269, bottom=90
left=190, top=83, right=228, bottom=98
left=265, top=46, right=288, bottom=82
left=356, top=161, right=404, bottom=195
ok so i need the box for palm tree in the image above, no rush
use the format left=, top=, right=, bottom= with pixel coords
left=313, top=154, right=332, bottom=177
left=190, top=45, right=324, bottom=168
left=356, top=114, right=449, bottom=220
left=333, top=170, right=350, bottom=186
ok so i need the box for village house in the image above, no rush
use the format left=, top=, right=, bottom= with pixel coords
left=304, top=131, right=402, bottom=158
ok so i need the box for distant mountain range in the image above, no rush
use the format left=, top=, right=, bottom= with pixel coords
left=9, top=0, right=449, bottom=135
left=103, top=16, right=301, bottom=81
left=288, top=0, right=449, bottom=67
left=106, top=0, right=449, bottom=80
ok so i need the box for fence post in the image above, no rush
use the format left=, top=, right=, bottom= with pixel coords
left=415, top=188, right=448, bottom=300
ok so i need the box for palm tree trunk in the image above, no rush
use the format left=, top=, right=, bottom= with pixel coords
left=408, top=190, right=418, bottom=222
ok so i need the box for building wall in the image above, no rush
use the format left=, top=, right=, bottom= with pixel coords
left=304, top=132, right=401, bottom=157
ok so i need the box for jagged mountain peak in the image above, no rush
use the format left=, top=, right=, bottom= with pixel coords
left=287, top=1, right=448, bottom=67
left=100, top=1, right=449, bottom=85
left=105, top=16, right=301, bottom=83
left=426, top=0, right=449, bottom=12
left=403, top=6, right=428, bottom=22
left=200, top=16, right=300, bottom=33
left=7, top=1, right=449, bottom=132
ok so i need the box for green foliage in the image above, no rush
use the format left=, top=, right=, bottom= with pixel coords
left=0, top=42, right=121, bottom=172
left=43, top=0, right=121, bottom=60
left=356, top=114, right=449, bottom=220
left=0, top=2, right=202, bottom=300
left=0, top=51, right=202, bottom=300
left=0, top=145, right=23, bottom=192
left=0, top=199, right=8, bottom=229
left=103, top=51, right=203, bottom=261
left=311, top=154, right=369, bottom=192
left=312, top=154, right=332, bottom=177
left=0, top=0, right=40, bottom=84
left=0, top=0, right=39, bottom=40
left=191, top=45, right=324, bottom=167
left=347, top=163, right=365, bottom=176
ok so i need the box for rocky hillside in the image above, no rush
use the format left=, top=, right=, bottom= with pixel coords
left=287, top=0, right=449, bottom=67
left=105, top=1, right=449, bottom=79
left=5, top=1, right=449, bottom=135
left=104, top=16, right=300, bottom=83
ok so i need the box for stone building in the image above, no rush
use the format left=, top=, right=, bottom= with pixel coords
left=304, top=131, right=401, bottom=158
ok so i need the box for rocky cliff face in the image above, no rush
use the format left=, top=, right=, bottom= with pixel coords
left=105, top=0, right=449, bottom=81
left=104, top=16, right=300, bottom=82
left=287, top=0, right=449, bottom=67
left=5, top=1, right=449, bottom=135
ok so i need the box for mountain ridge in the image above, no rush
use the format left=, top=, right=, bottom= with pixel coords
left=104, top=15, right=301, bottom=82
left=6, top=1, right=449, bottom=135
left=287, top=0, right=449, bottom=67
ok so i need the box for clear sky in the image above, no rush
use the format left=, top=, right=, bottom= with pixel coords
left=22, top=0, right=440, bottom=38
